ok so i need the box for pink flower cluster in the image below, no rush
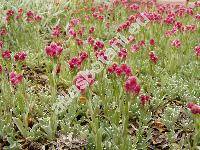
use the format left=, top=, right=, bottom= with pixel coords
left=93, top=40, right=104, bottom=51
left=68, top=51, right=88, bottom=70
left=194, top=45, right=200, bottom=57
left=164, top=13, right=176, bottom=25
left=74, top=71, right=95, bottom=93
left=10, top=72, right=23, bottom=86
left=0, top=64, right=2, bottom=73
left=0, top=41, right=3, bottom=49
left=187, top=102, right=200, bottom=114
left=45, top=43, right=63, bottom=58
left=52, top=25, right=62, bottom=37
left=6, top=9, right=15, bottom=22
left=2, top=50, right=11, bottom=60
left=2, top=50, right=27, bottom=61
left=171, top=39, right=181, bottom=48
left=118, top=48, right=128, bottom=59
left=0, top=27, right=7, bottom=36
left=140, top=95, right=151, bottom=106
left=14, top=51, right=27, bottom=62
left=149, top=51, right=158, bottom=64
left=26, top=11, right=42, bottom=22
left=108, top=63, right=132, bottom=77
left=125, top=76, right=141, bottom=95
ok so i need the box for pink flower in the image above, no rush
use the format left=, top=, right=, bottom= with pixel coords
left=6, top=9, right=15, bottom=22
left=68, top=28, right=76, bottom=38
left=14, top=51, right=27, bottom=62
left=52, top=25, right=62, bottom=37
left=195, top=1, right=200, bottom=7
left=2, top=50, right=11, bottom=60
left=120, top=64, right=132, bottom=76
left=79, top=51, right=88, bottom=62
left=6, top=9, right=15, bottom=17
left=108, top=63, right=132, bottom=77
left=194, top=45, right=200, bottom=57
left=74, top=71, right=95, bottom=93
left=45, top=43, right=63, bottom=58
left=118, top=48, right=127, bottom=59
left=87, top=36, right=95, bottom=45
left=130, top=4, right=139, bottom=11
left=140, top=95, right=151, bottom=106
left=94, top=40, right=104, bottom=50
left=68, top=57, right=81, bottom=70
left=174, top=22, right=183, bottom=29
left=187, top=102, right=200, bottom=114
left=149, top=51, right=158, bottom=64
left=115, top=66, right=123, bottom=76
left=125, top=76, right=141, bottom=95
left=131, top=44, right=140, bottom=52
left=0, top=64, right=2, bottom=73
left=0, top=27, right=7, bottom=36
left=149, top=39, right=155, bottom=46
left=138, top=40, right=145, bottom=47
left=185, top=25, right=196, bottom=32
left=0, top=41, right=3, bottom=49
left=96, top=50, right=108, bottom=63
left=70, top=18, right=81, bottom=27
left=128, top=35, right=135, bottom=43
left=34, top=15, right=42, bottom=22
left=105, top=22, right=110, bottom=29
left=76, top=38, right=83, bottom=46
left=89, top=26, right=95, bottom=34
left=164, top=14, right=176, bottom=25
left=171, top=39, right=181, bottom=48
left=10, top=72, right=23, bottom=86
left=107, top=63, right=118, bottom=74
left=68, top=51, right=88, bottom=70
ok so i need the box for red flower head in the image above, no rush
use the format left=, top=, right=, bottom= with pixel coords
left=2, top=50, right=11, bottom=60
left=130, top=4, right=139, bottom=11
left=68, top=28, right=76, bottom=38
left=128, top=35, right=135, bottom=43
left=149, top=39, right=155, bottom=46
left=140, top=94, right=151, bottom=106
left=94, top=40, right=104, bottom=50
left=125, top=76, right=141, bottom=95
left=14, top=51, right=27, bottom=62
left=194, top=1, right=200, bottom=7
left=68, top=57, right=81, bottom=70
left=131, top=44, right=140, bottom=52
left=0, top=41, right=3, bottom=49
left=74, top=71, right=95, bottom=93
left=149, top=51, right=158, bottom=64
left=187, top=102, right=200, bottom=114
left=0, top=27, right=7, bottom=36
left=45, top=43, right=63, bottom=58
left=87, top=36, right=95, bottom=45
left=171, top=39, right=181, bottom=48
left=195, top=14, right=200, bottom=20
left=10, top=72, right=23, bottom=86
left=120, top=64, right=132, bottom=76
left=79, top=51, right=88, bottom=62
left=118, top=48, right=127, bottom=59
left=52, top=25, right=62, bottom=37
left=195, top=45, right=200, bottom=57
left=89, top=26, right=95, bottom=34
left=76, top=38, right=83, bottom=46
left=0, top=64, right=2, bottom=73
